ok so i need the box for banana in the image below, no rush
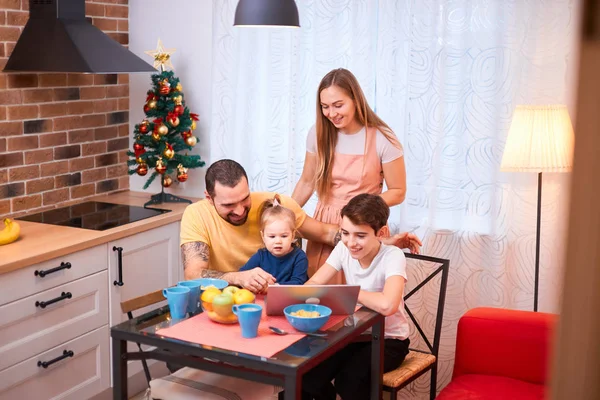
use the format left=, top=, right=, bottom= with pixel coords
left=0, top=218, right=20, bottom=245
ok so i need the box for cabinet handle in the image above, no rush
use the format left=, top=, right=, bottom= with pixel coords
left=34, top=262, right=71, bottom=278
left=113, top=246, right=124, bottom=286
left=37, top=350, right=74, bottom=369
left=35, top=292, right=72, bottom=309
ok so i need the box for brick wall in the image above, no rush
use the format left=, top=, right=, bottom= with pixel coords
left=0, top=0, right=131, bottom=218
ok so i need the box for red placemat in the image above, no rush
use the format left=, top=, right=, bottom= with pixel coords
left=155, top=297, right=347, bottom=358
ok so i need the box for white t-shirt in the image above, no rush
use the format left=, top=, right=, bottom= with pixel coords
left=306, top=125, right=404, bottom=164
left=326, top=242, right=410, bottom=340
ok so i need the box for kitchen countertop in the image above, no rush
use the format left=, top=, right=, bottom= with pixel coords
left=0, top=190, right=200, bottom=275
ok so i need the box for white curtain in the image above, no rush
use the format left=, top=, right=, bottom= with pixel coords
left=210, top=0, right=577, bottom=396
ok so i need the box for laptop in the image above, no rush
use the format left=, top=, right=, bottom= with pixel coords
left=266, top=284, right=360, bottom=316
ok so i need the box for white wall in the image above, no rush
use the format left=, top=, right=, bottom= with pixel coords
left=129, top=0, right=213, bottom=199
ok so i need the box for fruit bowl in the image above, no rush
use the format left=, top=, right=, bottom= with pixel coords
left=201, top=286, right=257, bottom=324
left=284, top=304, right=331, bottom=333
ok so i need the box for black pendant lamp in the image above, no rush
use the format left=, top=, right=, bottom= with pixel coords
left=234, top=0, right=300, bottom=28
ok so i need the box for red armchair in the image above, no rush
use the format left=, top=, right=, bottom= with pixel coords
left=437, top=307, right=557, bottom=400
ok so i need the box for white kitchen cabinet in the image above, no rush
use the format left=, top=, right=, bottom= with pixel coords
left=0, top=326, right=110, bottom=400
left=108, top=221, right=181, bottom=378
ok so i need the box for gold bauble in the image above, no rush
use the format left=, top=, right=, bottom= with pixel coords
left=148, top=100, right=157, bottom=109
left=152, top=131, right=161, bottom=141
left=163, top=147, right=175, bottom=159
left=191, top=120, right=197, bottom=130
left=185, top=135, right=197, bottom=147
left=175, top=83, right=183, bottom=92
left=173, top=95, right=183, bottom=105
left=163, top=175, right=173, bottom=187
left=157, top=123, right=169, bottom=136
left=136, top=157, right=144, bottom=164
left=169, top=116, right=180, bottom=127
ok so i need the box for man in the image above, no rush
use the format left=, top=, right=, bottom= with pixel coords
left=180, top=159, right=421, bottom=292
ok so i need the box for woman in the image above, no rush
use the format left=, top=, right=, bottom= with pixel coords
left=292, top=68, right=406, bottom=281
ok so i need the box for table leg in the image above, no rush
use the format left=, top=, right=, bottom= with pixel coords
left=112, top=337, right=128, bottom=400
left=284, top=373, right=302, bottom=400
left=370, top=318, right=384, bottom=400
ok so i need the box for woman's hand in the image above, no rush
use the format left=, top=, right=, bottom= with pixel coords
left=381, top=232, right=422, bottom=254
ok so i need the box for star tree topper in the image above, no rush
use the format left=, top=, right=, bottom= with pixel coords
left=144, top=39, right=176, bottom=72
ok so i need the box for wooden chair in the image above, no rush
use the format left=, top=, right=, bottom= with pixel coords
left=382, top=253, right=450, bottom=400
left=120, top=288, right=169, bottom=386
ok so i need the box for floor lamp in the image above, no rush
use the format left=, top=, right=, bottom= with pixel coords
left=500, top=105, right=575, bottom=312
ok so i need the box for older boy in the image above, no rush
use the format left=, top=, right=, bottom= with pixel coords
left=301, top=193, right=410, bottom=400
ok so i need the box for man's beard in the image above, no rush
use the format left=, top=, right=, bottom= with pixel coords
left=225, top=208, right=249, bottom=226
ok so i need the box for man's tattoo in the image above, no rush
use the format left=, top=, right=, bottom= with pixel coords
left=181, top=241, right=210, bottom=267
left=200, top=269, right=226, bottom=279
left=333, top=230, right=342, bottom=246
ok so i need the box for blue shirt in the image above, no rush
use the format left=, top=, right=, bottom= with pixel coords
left=239, top=247, right=308, bottom=285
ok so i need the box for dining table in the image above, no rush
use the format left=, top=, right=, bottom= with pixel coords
left=110, top=300, right=385, bottom=400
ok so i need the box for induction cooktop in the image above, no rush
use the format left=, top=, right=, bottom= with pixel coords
left=16, top=201, right=171, bottom=231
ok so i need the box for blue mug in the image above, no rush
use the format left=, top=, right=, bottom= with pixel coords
left=178, top=280, right=202, bottom=314
left=232, top=304, right=263, bottom=338
left=163, top=286, right=190, bottom=319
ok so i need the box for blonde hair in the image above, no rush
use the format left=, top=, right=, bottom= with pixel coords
left=315, top=68, right=401, bottom=199
left=259, top=194, right=296, bottom=232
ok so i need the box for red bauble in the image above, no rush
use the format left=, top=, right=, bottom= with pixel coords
left=137, top=163, right=148, bottom=176
left=177, top=172, right=188, bottom=182
left=159, top=85, right=170, bottom=95
left=139, top=121, right=149, bottom=134
left=133, top=143, right=144, bottom=152
left=174, top=105, right=184, bottom=115
left=143, top=104, right=150, bottom=113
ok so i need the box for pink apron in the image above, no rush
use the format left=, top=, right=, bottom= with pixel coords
left=307, top=127, right=386, bottom=283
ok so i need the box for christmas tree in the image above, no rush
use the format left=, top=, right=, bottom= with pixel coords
left=127, top=40, right=204, bottom=205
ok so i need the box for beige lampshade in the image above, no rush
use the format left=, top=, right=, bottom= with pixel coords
left=500, top=105, right=575, bottom=172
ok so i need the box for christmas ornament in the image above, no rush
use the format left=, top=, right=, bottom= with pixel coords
left=143, top=104, right=150, bottom=113
left=174, top=104, right=184, bottom=115
left=152, top=131, right=161, bottom=141
left=137, top=163, right=148, bottom=176
left=136, top=157, right=144, bottom=164
left=159, top=79, right=171, bottom=95
left=173, top=95, right=183, bottom=105
left=167, top=112, right=180, bottom=127
left=177, top=164, right=188, bottom=182
left=175, top=82, right=183, bottom=92
left=190, top=113, right=199, bottom=131
left=139, top=120, right=149, bottom=134
left=185, top=135, right=197, bottom=147
left=156, top=123, right=168, bottom=136
left=155, top=157, right=167, bottom=174
left=133, top=142, right=144, bottom=152
left=181, top=130, right=192, bottom=139
left=163, top=175, right=173, bottom=187
left=144, top=39, right=176, bottom=72
left=163, top=143, right=175, bottom=159
left=148, top=99, right=157, bottom=109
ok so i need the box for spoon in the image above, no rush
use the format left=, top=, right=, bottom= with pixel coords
left=269, top=326, right=327, bottom=337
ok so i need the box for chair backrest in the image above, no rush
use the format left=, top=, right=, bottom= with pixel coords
left=121, top=288, right=168, bottom=320
left=403, top=253, right=450, bottom=361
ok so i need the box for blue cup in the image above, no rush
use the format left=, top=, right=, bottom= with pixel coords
left=232, top=303, right=263, bottom=338
left=178, top=280, right=202, bottom=314
left=163, top=286, right=190, bottom=319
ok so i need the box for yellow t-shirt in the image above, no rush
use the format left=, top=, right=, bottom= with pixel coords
left=180, top=192, right=307, bottom=273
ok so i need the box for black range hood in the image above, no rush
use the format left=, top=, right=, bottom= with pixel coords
left=4, top=0, right=155, bottom=73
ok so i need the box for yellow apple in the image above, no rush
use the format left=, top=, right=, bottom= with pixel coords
left=223, top=286, right=240, bottom=297
left=233, top=289, right=256, bottom=305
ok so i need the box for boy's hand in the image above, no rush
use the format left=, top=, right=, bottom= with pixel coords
left=381, top=232, right=422, bottom=254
